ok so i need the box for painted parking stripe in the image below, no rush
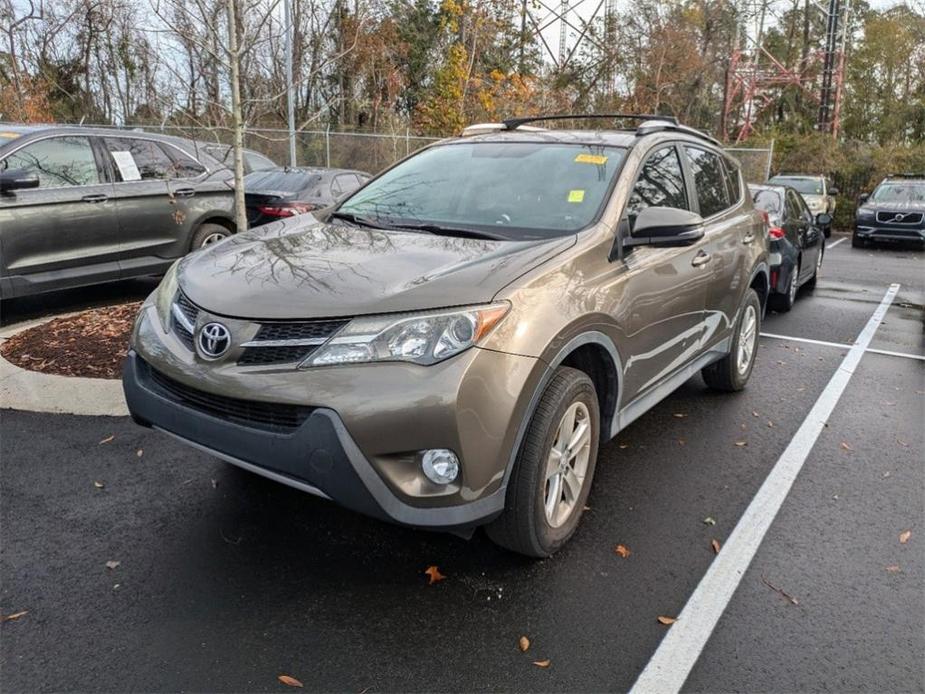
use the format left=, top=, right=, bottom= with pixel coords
left=761, top=332, right=925, bottom=361
left=827, top=237, right=847, bottom=250
left=630, top=283, right=901, bottom=694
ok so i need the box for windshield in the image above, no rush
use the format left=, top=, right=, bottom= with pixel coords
left=336, top=142, right=627, bottom=240
left=751, top=189, right=782, bottom=215
left=769, top=177, right=822, bottom=195
left=870, top=183, right=925, bottom=203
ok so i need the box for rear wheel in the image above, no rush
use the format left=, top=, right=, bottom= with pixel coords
left=769, top=261, right=799, bottom=312
left=191, top=223, right=231, bottom=251
left=485, top=367, right=599, bottom=557
left=702, top=288, right=761, bottom=392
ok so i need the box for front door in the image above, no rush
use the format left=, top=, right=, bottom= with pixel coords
left=0, top=135, right=120, bottom=296
left=614, top=144, right=710, bottom=401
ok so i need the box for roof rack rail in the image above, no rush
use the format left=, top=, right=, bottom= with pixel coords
left=886, top=172, right=925, bottom=178
left=502, top=113, right=677, bottom=130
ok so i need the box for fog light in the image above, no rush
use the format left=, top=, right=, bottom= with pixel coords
left=421, top=449, right=459, bottom=485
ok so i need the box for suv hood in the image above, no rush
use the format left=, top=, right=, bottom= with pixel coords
left=859, top=201, right=925, bottom=212
left=179, top=219, right=574, bottom=319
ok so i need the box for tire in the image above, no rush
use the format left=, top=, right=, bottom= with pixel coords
left=702, top=288, right=761, bottom=392
left=485, top=366, right=600, bottom=557
left=823, top=226, right=832, bottom=238
left=769, top=261, right=799, bottom=312
left=851, top=231, right=867, bottom=249
left=805, top=248, right=823, bottom=290
left=190, top=223, right=231, bottom=251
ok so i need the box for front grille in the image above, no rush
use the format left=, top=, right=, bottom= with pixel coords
left=876, top=211, right=924, bottom=226
left=238, top=344, right=321, bottom=366
left=254, top=320, right=348, bottom=342
left=145, top=361, right=312, bottom=432
left=171, top=292, right=199, bottom=351
left=238, top=319, right=347, bottom=366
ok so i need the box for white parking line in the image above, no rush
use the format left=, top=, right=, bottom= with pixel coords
left=827, top=237, right=847, bottom=250
left=760, top=332, right=925, bottom=361
left=630, top=283, right=901, bottom=694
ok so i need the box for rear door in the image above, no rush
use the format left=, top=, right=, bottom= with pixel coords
left=101, top=136, right=204, bottom=275
left=682, top=145, right=757, bottom=350
left=788, top=189, right=821, bottom=280
left=615, top=143, right=710, bottom=400
left=0, top=134, right=120, bottom=296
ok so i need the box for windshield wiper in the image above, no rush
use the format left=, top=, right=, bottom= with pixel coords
left=384, top=221, right=507, bottom=241
left=328, top=211, right=390, bottom=229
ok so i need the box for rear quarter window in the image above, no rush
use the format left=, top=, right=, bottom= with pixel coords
left=684, top=146, right=732, bottom=217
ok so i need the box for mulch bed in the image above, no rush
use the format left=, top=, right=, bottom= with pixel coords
left=0, top=302, right=142, bottom=379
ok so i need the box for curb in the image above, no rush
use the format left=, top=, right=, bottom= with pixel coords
left=0, top=315, right=129, bottom=417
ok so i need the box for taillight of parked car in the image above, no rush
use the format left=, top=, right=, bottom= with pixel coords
left=768, top=226, right=786, bottom=240
left=256, top=202, right=318, bottom=217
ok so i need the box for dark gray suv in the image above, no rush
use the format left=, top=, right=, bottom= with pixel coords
left=0, top=125, right=236, bottom=298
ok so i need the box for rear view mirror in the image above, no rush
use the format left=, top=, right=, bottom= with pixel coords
left=816, top=213, right=833, bottom=227
left=0, top=168, right=39, bottom=194
left=858, top=193, right=869, bottom=204
left=829, top=187, right=840, bottom=196
left=625, top=207, right=705, bottom=248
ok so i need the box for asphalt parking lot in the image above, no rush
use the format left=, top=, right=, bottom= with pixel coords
left=1, top=233, right=922, bottom=693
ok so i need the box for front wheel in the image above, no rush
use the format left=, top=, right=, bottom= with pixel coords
left=702, top=288, right=761, bottom=392
left=851, top=231, right=867, bottom=249
left=485, top=367, right=600, bottom=557
left=191, top=223, right=231, bottom=251
left=805, top=248, right=823, bottom=290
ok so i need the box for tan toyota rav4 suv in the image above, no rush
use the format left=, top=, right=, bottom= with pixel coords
left=124, top=115, right=769, bottom=557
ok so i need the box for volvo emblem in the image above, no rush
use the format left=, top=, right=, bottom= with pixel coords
left=198, top=322, right=231, bottom=359
left=893, top=213, right=905, bottom=222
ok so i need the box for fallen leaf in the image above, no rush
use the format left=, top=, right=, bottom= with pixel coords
left=424, top=566, right=446, bottom=584
left=618, top=443, right=629, bottom=449
left=899, top=530, right=911, bottom=544
left=767, top=421, right=774, bottom=428
left=136, top=449, right=144, bottom=458
left=752, top=411, right=759, bottom=417
left=885, top=565, right=901, bottom=573
left=98, top=435, right=114, bottom=445
left=711, top=539, right=721, bottom=554
left=614, top=544, right=631, bottom=558
left=532, top=659, right=551, bottom=668
left=735, top=441, right=748, bottom=447
left=583, top=505, right=591, bottom=511
left=518, top=635, right=530, bottom=652
left=0, top=610, right=28, bottom=622
left=840, top=441, right=853, bottom=451
left=278, top=675, right=304, bottom=688
left=673, top=413, right=687, bottom=419
left=703, top=516, right=716, bottom=526
left=897, top=439, right=908, bottom=447
left=105, top=560, right=120, bottom=570
left=93, top=481, right=105, bottom=489
left=657, top=616, right=677, bottom=625
left=677, top=439, right=685, bottom=446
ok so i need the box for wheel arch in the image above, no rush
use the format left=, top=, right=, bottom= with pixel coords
left=748, top=261, right=770, bottom=312
left=502, top=331, right=623, bottom=488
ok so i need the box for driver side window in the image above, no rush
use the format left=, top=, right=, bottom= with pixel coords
left=626, top=146, right=689, bottom=225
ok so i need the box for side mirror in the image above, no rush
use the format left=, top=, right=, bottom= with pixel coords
left=0, top=168, right=39, bottom=194
left=625, top=207, right=705, bottom=248
left=816, top=212, right=833, bottom=227
left=858, top=193, right=869, bottom=204
left=829, top=187, right=840, bottom=196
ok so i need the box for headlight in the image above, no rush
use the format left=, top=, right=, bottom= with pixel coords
left=856, top=207, right=875, bottom=221
left=155, top=260, right=182, bottom=332
left=303, top=302, right=510, bottom=367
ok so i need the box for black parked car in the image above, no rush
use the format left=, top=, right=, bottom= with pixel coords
left=749, top=183, right=830, bottom=311
left=853, top=173, right=925, bottom=248
left=0, top=125, right=236, bottom=299
left=244, top=167, right=371, bottom=227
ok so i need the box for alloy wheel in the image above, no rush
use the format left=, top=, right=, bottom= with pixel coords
left=544, top=401, right=592, bottom=528
left=200, top=231, right=228, bottom=247
left=737, top=304, right=758, bottom=376
left=788, top=268, right=799, bottom=304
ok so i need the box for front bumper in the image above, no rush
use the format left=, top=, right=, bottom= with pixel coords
left=855, top=224, right=925, bottom=243
left=124, top=305, right=542, bottom=529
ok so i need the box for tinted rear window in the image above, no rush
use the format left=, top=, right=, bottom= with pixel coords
left=245, top=170, right=322, bottom=196
left=752, top=189, right=782, bottom=214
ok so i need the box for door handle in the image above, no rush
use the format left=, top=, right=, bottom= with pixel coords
left=173, top=188, right=195, bottom=198
left=81, top=194, right=108, bottom=203
left=691, top=250, right=712, bottom=267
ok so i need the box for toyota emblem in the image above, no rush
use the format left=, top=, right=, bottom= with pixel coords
left=198, top=322, right=231, bottom=359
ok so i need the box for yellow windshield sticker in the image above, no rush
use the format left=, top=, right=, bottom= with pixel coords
left=568, top=189, right=585, bottom=203
left=0, top=131, right=22, bottom=140
left=575, top=153, right=608, bottom=165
